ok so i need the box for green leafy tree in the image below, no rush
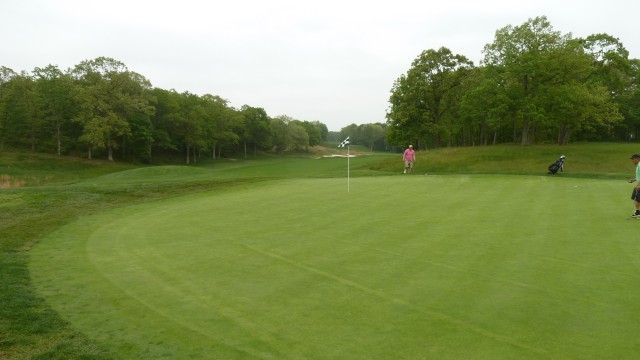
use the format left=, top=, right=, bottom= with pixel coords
left=361, top=124, right=384, bottom=150
left=79, top=112, right=130, bottom=159
left=115, top=71, right=155, bottom=162
left=297, top=120, right=323, bottom=148
left=387, top=47, right=473, bottom=148
left=174, top=92, right=206, bottom=164
left=32, top=65, right=81, bottom=156
left=0, top=57, right=338, bottom=160
left=1, top=72, right=40, bottom=150
left=617, top=59, right=640, bottom=140
left=269, top=115, right=309, bottom=153
left=459, top=67, right=513, bottom=145
left=482, top=16, right=570, bottom=145
left=481, top=16, right=622, bottom=145
left=580, top=34, right=637, bottom=141
left=536, top=37, right=620, bottom=144
left=241, top=105, right=271, bottom=157
left=0, top=66, right=18, bottom=150
left=289, top=122, right=309, bottom=151
left=581, top=33, right=631, bottom=97
left=270, top=116, right=290, bottom=153
left=340, top=123, right=360, bottom=145
left=312, top=120, right=328, bottom=142
left=149, top=88, right=181, bottom=157
left=201, top=95, right=240, bottom=159
left=224, top=106, right=245, bottom=156
left=72, top=57, right=149, bottom=160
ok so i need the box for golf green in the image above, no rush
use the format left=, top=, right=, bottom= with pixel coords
left=30, top=175, right=640, bottom=359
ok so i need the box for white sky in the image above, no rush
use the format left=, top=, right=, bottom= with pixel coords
left=2, top=0, right=639, bottom=131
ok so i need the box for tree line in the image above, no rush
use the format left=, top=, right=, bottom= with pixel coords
left=386, top=16, right=640, bottom=149
left=0, top=57, right=330, bottom=163
left=3, top=16, right=639, bottom=161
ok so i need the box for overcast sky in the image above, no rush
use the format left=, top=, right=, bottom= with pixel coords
left=2, top=0, right=639, bottom=130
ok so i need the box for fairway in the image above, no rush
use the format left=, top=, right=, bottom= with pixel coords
left=30, top=175, right=640, bottom=359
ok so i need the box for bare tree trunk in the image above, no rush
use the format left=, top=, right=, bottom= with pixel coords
left=470, top=125, right=475, bottom=147
left=56, top=122, right=61, bottom=156
left=521, top=121, right=530, bottom=146
left=561, top=128, right=571, bottom=145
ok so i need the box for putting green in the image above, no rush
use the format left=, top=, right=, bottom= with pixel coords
left=30, top=175, right=640, bottom=359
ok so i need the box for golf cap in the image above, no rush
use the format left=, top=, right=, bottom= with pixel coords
left=631, top=153, right=640, bottom=159
left=409, top=145, right=413, bottom=148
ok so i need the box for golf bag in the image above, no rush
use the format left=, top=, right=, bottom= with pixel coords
left=547, top=155, right=565, bottom=174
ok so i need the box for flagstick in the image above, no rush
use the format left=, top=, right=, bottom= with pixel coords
left=338, top=136, right=350, bottom=192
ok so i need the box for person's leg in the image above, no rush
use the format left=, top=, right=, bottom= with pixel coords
left=633, top=189, right=640, bottom=216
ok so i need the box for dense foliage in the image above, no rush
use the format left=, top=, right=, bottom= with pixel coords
left=386, top=16, right=640, bottom=149
left=0, top=58, right=329, bottom=163
left=3, top=16, right=640, bottom=161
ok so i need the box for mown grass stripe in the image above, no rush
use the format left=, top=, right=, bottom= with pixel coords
left=241, top=243, right=549, bottom=357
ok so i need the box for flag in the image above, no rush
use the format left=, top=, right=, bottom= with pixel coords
left=338, top=136, right=350, bottom=148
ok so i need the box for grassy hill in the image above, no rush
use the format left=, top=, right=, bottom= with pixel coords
left=3, top=142, right=638, bottom=188
left=2, top=142, right=640, bottom=359
left=369, top=142, right=640, bottom=178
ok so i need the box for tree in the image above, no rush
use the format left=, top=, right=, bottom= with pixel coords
left=361, top=124, right=384, bottom=150
left=459, top=67, right=513, bottom=145
left=175, top=92, right=206, bottom=164
left=268, top=115, right=310, bottom=153
left=537, top=37, right=620, bottom=144
left=0, top=58, right=335, bottom=159
left=483, top=16, right=570, bottom=145
left=340, top=123, right=360, bottom=146
left=149, top=88, right=181, bottom=157
left=79, top=113, right=130, bottom=160
left=387, top=47, right=473, bottom=148
left=201, top=95, right=240, bottom=159
left=241, top=105, right=271, bottom=157
left=71, top=57, right=153, bottom=160
left=481, top=16, right=622, bottom=145
left=1, top=72, right=39, bottom=150
left=289, top=122, right=309, bottom=151
left=270, top=116, right=290, bottom=153
left=581, top=33, right=631, bottom=97
left=312, top=120, right=328, bottom=142
left=580, top=34, right=637, bottom=141
left=0, top=66, right=18, bottom=150
left=116, top=71, right=155, bottom=162
left=33, top=65, right=80, bottom=156
left=72, top=57, right=128, bottom=160
left=617, top=59, right=640, bottom=140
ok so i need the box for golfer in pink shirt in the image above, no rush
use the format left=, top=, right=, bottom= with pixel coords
left=403, top=145, right=415, bottom=174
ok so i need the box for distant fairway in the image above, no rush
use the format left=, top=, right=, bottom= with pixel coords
left=30, top=174, right=640, bottom=359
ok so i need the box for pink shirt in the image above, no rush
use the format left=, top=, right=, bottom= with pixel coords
left=403, top=148, right=415, bottom=162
